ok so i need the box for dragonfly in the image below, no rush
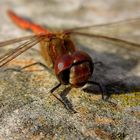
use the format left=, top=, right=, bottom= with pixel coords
left=0, top=10, right=140, bottom=111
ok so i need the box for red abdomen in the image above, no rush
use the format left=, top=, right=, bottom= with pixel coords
left=7, top=10, right=50, bottom=34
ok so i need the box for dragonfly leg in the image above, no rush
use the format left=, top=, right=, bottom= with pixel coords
left=60, top=87, right=77, bottom=113
left=87, top=80, right=106, bottom=100
left=21, top=62, right=51, bottom=71
left=50, top=84, right=77, bottom=113
left=50, top=83, right=61, bottom=93
left=49, top=83, right=66, bottom=108
left=4, top=62, right=51, bottom=73
left=93, top=61, right=104, bottom=66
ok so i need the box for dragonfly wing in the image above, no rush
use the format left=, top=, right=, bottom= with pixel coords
left=71, top=32, right=140, bottom=50
left=0, top=34, right=44, bottom=47
left=65, top=18, right=140, bottom=44
left=0, top=35, right=46, bottom=67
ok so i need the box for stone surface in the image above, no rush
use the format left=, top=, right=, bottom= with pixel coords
left=0, top=0, right=140, bottom=140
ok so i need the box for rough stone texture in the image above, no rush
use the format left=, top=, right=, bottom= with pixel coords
left=0, top=0, right=140, bottom=140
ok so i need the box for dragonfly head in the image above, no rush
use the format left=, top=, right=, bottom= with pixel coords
left=54, top=51, right=94, bottom=87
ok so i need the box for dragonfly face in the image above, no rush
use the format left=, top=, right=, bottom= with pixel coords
left=54, top=51, right=93, bottom=87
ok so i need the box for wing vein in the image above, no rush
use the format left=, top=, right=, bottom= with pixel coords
left=70, top=32, right=140, bottom=50
left=65, top=18, right=140, bottom=31
left=0, top=34, right=42, bottom=47
left=0, top=36, right=45, bottom=67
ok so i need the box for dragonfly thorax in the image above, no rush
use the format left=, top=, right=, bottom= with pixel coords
left=40, top=35, right=76, bottom=69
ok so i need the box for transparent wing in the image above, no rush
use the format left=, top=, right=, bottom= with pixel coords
left=0, top=34, right=46, bottom=67
left=66, top=18, right=140, bottom=31
left=65, top=17, right=140, bottom=44
left=70, top=32, right=140, bottom=51
left=0, top=34, right=41, bottom=47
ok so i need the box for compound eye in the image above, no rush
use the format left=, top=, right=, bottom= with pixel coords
left=54, top=54, right=73, bottom=75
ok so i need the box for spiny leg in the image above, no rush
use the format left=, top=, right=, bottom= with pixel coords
left=49, top=83, right=67, bottom=109
left=50, top=84, right=70, bottom=111
left=50, top=84, right=77, bottom=113
left=93, top=61, right=104, bottom=66
left=84, top=81, right=117, bottom=106
left=87, top=80, right=106, bottom=100
left=4, top=62, right=52, bottom=73
left=60, top=87, right=77, bottom=113
left=50, top=83, right=61, bottom=93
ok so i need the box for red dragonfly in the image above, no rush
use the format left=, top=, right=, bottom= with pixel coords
left=0, top=10, right=140, bottom=110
